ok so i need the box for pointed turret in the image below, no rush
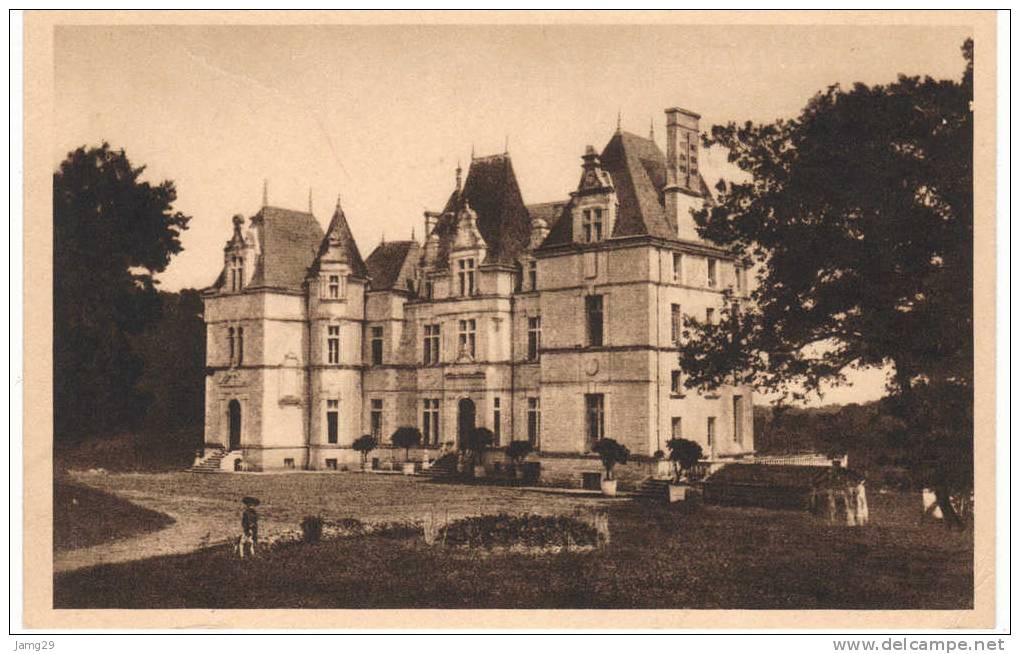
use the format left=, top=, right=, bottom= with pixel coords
left=308, top=193, right=368, bottom=279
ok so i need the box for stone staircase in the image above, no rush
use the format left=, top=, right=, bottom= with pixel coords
left=189, top=447, right=228, bottom=474
left=632, top=478, right=672, bottom=502
left=418, top=452, right=459, bottom=479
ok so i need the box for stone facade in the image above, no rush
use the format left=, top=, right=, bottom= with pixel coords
left=203, top=106, right=755, bottom=481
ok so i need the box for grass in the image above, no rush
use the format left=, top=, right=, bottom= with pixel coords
left=53, top=472, right=972, bottom=609
left=53, top=480, right=175, bottom=552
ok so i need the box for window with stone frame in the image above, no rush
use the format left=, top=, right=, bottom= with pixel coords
left=492, top=397, right=501, bottom=443
left=582, top=207, right=605, bottom=243
left=457, top=319, right=477, bottom=359
left=326, top=325, right=341, bottom=365
left=707, top=257, right=718, bottom=288
left=422, top=323, right=441, bottom=365
left=585, top=393, right=605, bottom=447
left=671, top=370, right=683, bottom=395
left=324, top=273, right=343, bottom=299
left=457, top=257, right=477, bottom=296
left=527, top=316, right=541, bottom=361
left=229, top=255, right=245, bottom=292
left=707, top=416, right=717, bottom=449
left=236, top=326, right=244, bottom=365
left=671, top=304, right=683, bottom=344
left=422, top=398, right=440, bottom=445
left=370, top=399, right=383, bottom=438
left=528, top=260, right=538, bottom=290
left=326, top=399, right=339, bottom=444
left=672, top=252, right=683, bottom=284
left=527, top=397, right=541, bottom=448
left=370, top=326, right=384, bottom=365
left=585, top=295, right=604, bottom=347
left=227, top=327, right=235, bottom=366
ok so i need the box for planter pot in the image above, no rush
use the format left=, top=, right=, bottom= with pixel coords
left=600, top=478, right=618, bottom=497
left=473, top=464, right=487, bottom=478
left=668, top=483, right=689, bottom=503
left=402, top=462, right=416, bottom=476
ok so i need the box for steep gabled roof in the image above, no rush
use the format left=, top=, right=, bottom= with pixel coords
left=247, top=206, right=325, bottom=292
left=308, top=200, right=369, bottom=279
left=430, top=154, right=533, bottom=267
left=539, top=130, right=713, bottom=249
left=366, top=240, right=420, bottom=292
left=528, top=201, right=571, bottom=245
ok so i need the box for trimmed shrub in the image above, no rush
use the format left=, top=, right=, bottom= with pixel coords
left=666, top=437, right=704, bottom=483
left=352, top=434, right=378, bottom=469
left=391, top=427, right=422, bottom=463
left=591, top=438, right=630, bottom=480
left=301, top=516, right=323, bottom=544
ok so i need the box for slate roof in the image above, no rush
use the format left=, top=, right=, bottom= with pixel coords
left=366, top=240, right=420, bottom=292
left=430, top=154, right=533, bottom=267
left=705, top=464, right=863, bottom=489
left=308, top=202, right=369, bottom=279
left=539, top=130, right=713, bottom=249
left=248, top=207, right=325, bottom=292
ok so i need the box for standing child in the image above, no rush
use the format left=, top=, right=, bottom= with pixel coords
left=239, top=496, right=260, bottom=558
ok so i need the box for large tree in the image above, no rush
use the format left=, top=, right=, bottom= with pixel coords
left=53, top=143, right=190, bottom=443
left=679, top=41, right=973, bottom=527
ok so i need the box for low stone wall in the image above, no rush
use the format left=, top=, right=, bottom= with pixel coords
left=478, top=449, right=660, bottom=490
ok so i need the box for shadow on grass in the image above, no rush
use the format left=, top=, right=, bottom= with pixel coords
left=53, top=481, right=175, bottom=552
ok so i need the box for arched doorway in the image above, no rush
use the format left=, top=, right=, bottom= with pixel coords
left=228, top=400, right=242, bottom=451
left=457, top=398, right=476, bottom=449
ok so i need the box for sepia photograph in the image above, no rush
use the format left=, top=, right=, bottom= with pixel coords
left=16, top=9, right=1000, bottom=632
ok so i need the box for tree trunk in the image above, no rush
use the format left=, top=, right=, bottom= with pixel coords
left=934, top=485, right=964, bottom=530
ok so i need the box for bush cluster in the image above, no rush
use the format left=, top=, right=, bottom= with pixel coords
left=441, top=513, right=598, bottom=549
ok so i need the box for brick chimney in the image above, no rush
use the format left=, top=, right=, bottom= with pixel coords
left=664, top=107, right=704, bottom=242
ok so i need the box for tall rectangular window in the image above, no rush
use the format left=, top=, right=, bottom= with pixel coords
left=423, top=324, right=441, bottom=365
left=707, top=258, right=717, bottom=288
left=370, top=399, right=383, bottom=438
left=229, top=256, right=244, bottom=292
left=585, top=295, right=604, bottom=347
left=457, top=258, right=477, bottom=296
left=528, top=260, right=537, bottom=290
left=326, top=274, right=342, bottom=299
left=527, top=316, right=541, bottom=361
left=671, top=370, right=682, bottom=394
left=492, top=397, right=501, bottom=444
left=326, top=399, right=339, bottom=444
left=236, top=327, right=244, bottom=365
left=706, top=308, right=715, bottom=325
left=585, top=394, right=605, bottom=447
left=707, top=416, right=717, bottom=449
left=582, top=208, right=604, bottom=243
left=227, top=327, right=235, bottom=366
left=422, top=399, right=440, bottom=445
left=425, top=280, right=434, bottom=299
left=458, top=319, right=476, bottom=359
left=671, top=417, right=683, bottom=439
left=671, top=304, right=683, bottom=344
left=734, top=264, right=743, bottom=292
left=672, top=252, right=683, bottom=283
left=371, top=326, right=383, bottom=365
left=527, top=397, right=541, bottom=448
left=733, top=396, right=745, bottom=445
left=327, top=325, right=340, bottom=364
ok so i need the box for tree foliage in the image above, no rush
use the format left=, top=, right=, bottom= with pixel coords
left=666, top=438, right=703, bottom=483
left=390, top=427, right=422, bottom=462
left=53, top=143, right=190, bottom=443
left=352, top=434, right=379, bottom=468
left=679, top=41, right=974, bottom=525
left=591, top=438, right=629, bottom=480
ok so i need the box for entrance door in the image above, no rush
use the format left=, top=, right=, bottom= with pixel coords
left=457, top=398, right=476, bottom=449
left=228, top=400, right=242, bottom=451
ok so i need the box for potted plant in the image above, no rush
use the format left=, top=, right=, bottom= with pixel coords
left=352, top=434, right=378, bottom=471
left=463, top=426, right=495, bottom=478
left=591, top=438, right=630, bottom=496
left=391, top=426, right=422, bottom=475
left=505, top=440, right=534, bottom=480
left=666, top=437, right=703, bottom=502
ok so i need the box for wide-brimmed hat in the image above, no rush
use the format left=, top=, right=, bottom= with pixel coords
left=242, top=496, right=260, bottom=506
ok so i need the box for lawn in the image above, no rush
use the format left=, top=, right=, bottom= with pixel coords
left=54, top=472, right=973, bottom=609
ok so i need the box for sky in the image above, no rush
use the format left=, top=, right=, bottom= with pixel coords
left=53, top=22, right=972, bottom=406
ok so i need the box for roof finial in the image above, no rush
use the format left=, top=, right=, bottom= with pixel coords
left=504, top=134, right=509, bottom=154
left=381, top=231, right=385, bottom=245
left=649, top=117, right=655, bottom=141
left=471, top=143, right=475, bottom=160
left=616, top=110, right=622, bottom=133
left=308, top=187, right=313, bottom=214
left=411, top=226, right=416, bottom=241
left=262, top=179, right=268, bottom=208
left=334, top=192, right=343, bottom=213
left=455, top=160, right=463, bottom=193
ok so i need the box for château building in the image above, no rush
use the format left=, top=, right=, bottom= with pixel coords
left=202, top=106, right=755, bottom=480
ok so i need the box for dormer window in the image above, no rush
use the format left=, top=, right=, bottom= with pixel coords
left=228, top=256, right=245, bottom=292
left=582, top=208, right=604, bottom=243
left=321, top=273, right=344, bottom=300
left=457, top=258, right=477, bottom=296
